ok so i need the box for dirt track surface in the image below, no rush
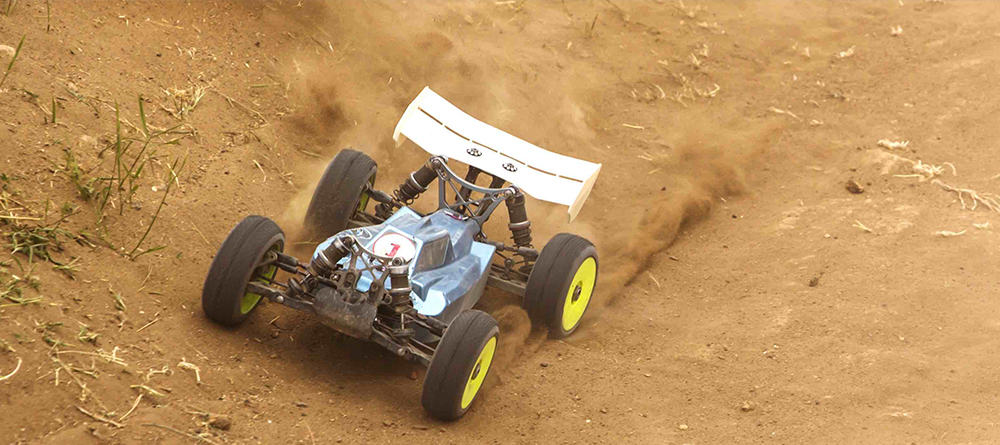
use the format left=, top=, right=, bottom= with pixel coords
left=2, top=1, right=1000, bottom=443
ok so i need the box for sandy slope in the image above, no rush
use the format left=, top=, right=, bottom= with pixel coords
left=1, top=0, right=999, bottom=443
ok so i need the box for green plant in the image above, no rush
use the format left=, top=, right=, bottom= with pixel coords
left=63, top=148, right=97, bottom=200
left=77, top=326, right=99, bottom=344
left=7, top=224, right=72, bottom=264
left=89, top=97, right=188, bottom=219
left=52, top=256, right=79, bottom=279
left=0, top=34, right=25, bottom=89
left=0, top=272, right=42, bottom=308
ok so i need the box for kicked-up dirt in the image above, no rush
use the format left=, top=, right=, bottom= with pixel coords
left=2, top=0, right=1000, bottom=443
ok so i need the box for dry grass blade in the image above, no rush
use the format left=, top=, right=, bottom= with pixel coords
left=119, top=394, right=143, bottom=421
left=76, top=406, right=124, bottom=428
left=878, top=139, right=910, bottom=150
left=768, top=106, right=802, bottom=121
left=931, top=179, right=1000, bottom=213
left=178, top=358, right=202, bottom=384
left=162, top=85, right=208, bottom=119
left=211, top=89, right=267, bottom=125
left=50, top=354, right=109, bottom=411
left=135, top=317, right=160, bottom=332
left=934, top=229, right=966, bottom=237
left=0, top=356, right=21, bottom=380
left=143, top=423, right=218, bottom=444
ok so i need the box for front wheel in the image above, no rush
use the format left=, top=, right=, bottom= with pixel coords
left=421, top=310, right=499, bottom=421
left=303, top=149, right=377, bottom=240
left=202, top=215, right=284, bottom=326
left=523, top=233, right=598, bottom=338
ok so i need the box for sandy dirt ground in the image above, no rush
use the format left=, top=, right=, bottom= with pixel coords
left=2, top=0, right=1000, bottom=443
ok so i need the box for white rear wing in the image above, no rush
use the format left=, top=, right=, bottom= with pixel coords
left=393, top=87, right=601, bottom=222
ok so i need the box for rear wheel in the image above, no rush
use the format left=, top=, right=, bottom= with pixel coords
left=523, top=233, right=598, bottom=338
left=202, top=215, right=284, bottom=326
left=421, top=310, right=499, bottom=421
left=303, top=149, right=377, bottom=240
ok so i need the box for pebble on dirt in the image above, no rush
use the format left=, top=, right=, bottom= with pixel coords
left=845, top=179, right=864, bottom=194
left=741, top=401, right=755, bottom=412
left=808, top=276, right=820, bottom=287
left=208, top=415, right=232, bottom=431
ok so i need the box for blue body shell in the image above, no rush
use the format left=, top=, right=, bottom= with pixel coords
left=312, top=207, right=495, bottom=322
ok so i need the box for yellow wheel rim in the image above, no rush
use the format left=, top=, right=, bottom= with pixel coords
left=561, top=257, right=596, bottom=332
left=461, top=336, right=497, bottom=409
left=241, top=260, right=278, bottom=315
left=356, top=175, right=375, bottom=212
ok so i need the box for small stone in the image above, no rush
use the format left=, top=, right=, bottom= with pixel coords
left=741, top=401, right=754, bottom=412
left=808, top=276, right=820, bottom=287
left=208, top=416, right=232, bottom=431
left=0, top=45, right=15, bottom=58
left=412, top=425, right=429, bottom=430
left=271, top=330, right=280, bottom=338
left=678, top=424, right=689, bottom=431
left=845, top=179, right=864, bottom=194
left=600, top=408, right=608, bottom=414
left=409, top=370, right=418, bottom=380
left=539, top=362, right=549, bottom=368
left=383, top=420, right=393, bottom=427
left=79, top=135, right=98, bottom=147
left=294, top=401, right=308, bottom=408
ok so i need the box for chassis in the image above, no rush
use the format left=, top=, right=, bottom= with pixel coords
left=245, top=156, right=545, bottom=365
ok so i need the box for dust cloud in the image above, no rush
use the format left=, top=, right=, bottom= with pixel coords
left=268, top=1, right=777, bottom=363
left=597, top=115, right=779, bottom=299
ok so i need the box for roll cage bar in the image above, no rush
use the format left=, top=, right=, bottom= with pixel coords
left=367, top=156, right=536, bottom=250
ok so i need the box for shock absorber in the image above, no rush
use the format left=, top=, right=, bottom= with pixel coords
left=393, top=163, right=437, bottom=204
left=387, top=259, right=411, bottom=309
left=376, top=162, right=438, bottom=218
left=505, top=189, right=532, bottom=247
left=311, top=237, right=353, bottom=276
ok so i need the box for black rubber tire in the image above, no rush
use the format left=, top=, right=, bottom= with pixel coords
left=421, top=310, right=500, bottom=421
left=303, top=149, right=377, bottom=240
left=202, top=215, right=285, bottom=326
left=523, top=233, right=598, bottom=338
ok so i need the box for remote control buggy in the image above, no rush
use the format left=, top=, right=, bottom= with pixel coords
left=201, top=88, right=602, bottom=420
